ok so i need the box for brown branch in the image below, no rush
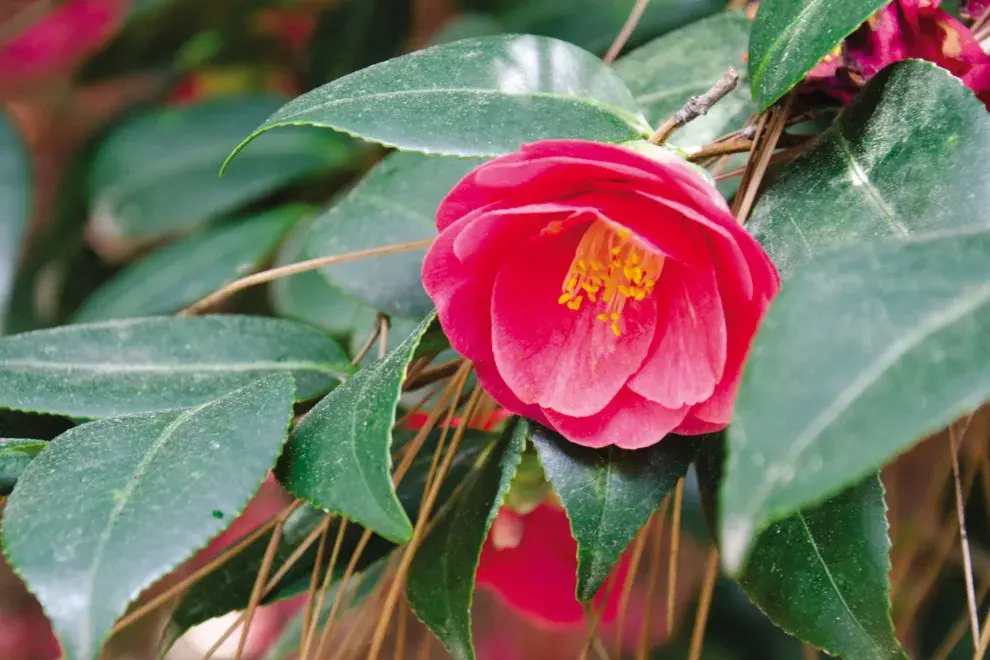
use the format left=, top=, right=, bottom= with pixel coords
left=180, top=238, right=435, bottom=315
left=649, top=69, right=739, bottom=145
left=603, top=0, right=651, bottom=65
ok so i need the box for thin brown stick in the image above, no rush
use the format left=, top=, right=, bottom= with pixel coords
left=732, top=94, right=795, bottom=222
left=200, top=514, right=331, bottom=660
left=688, top=549, right=720, bottom=660
left=181, top=238, right=435, bottom=315
left=950, top=419, right=981, bottom=649
left=603, top=0, right=651, bottom=65
left=649, top=69, right=739, bottom=145
left=301, top=518, right=349, bottom=660
left=579, top=574, right=618, bottom=660
left=403, top=359, right=464, bottom=391
left=933, top=583, right=988, bottom=660
left=637, top=498, right=670, bottom=659
left=366, top=387, right=485, bottom=659
left=611, top=518, right=651, bottom=658
left=802, top=645, right=819, bottom=660
left=666, top=478, right=685, bottom=634
left=417, top=627, right=432, bottom=660
left=301, top=519, right=331, bottom=649
left=395, top=599, right=409, bottom=660
left=312, top=527, right=374, bottom=659
left=377, top=314, right=390, bottom=360
left=111, top=499, right=302, bottom=635
left=232, top=514, right=288, bottom=660
left=351, top=321, right=384, bottom=367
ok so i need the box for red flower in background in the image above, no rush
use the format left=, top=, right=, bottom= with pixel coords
left=802, top=0, right=990, bottom=106
left=0, top=0, right=127, bottom=84
left=477, top=501, right=630, bottom=627
left=422, top=140, right=779, bottom=449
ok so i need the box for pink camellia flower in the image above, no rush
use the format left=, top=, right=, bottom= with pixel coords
left=422, top=140, right=779, bottom=449
left=804, top=0, right=990, bottom=106
left=477, top=501, right=630, bottom=627
left=0, top=0, right=128, bottom=85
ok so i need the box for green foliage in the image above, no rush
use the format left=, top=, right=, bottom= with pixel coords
left=0, top=316, right=350, bottom=418
left=0, top=438, right=46, bottom=495
left=531, top=425, right=696, bottom=600
left=87, top=97, right=356, bottom=240
left=307, top=152, right=485, bottom=317
left=748, top=0, right=891, bottom=109
left=73, top=206, right=305, bottom=322
left=277, top=313, right=435, bottom=542
left=406, top=419, right=526, bottom=660
left=225, top=35, right=650, bottom=160
left=2, top=375, right=295, bottom=660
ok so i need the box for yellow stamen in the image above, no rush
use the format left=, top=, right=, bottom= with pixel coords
left=557, top=220, right=664, bottom=336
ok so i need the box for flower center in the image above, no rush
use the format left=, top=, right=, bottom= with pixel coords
left=556, top=220, right=663, bottom=336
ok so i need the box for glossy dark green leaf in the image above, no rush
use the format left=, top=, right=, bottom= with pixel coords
left=531, top=425, right=696, bottom=599
left=750, top=61, right=990, bottom=278
left=226, top=35, right=650, bottom=160
left=722, top=227, right=990, bottom=574
left=269, top=214, right=366, bottom=336
left=307, top=151, right=483, bottom=318
left=0, top=316, right=350, bottom=418
left=742, top=477, right=903, bottom=658
left=614, top=11, right=754, bottom=147
left=0, top=112, right=30, bottom=334
left=2, top=375, right=295, bottom=660
left=88, top=96, right=356, bottom=240
left=277, top=313, right=435, bottom=542
left=500, top=0, right=726, bottom=56
left=0, top=438, right=45, bottom=495
left=73, top=206, right=304, bottom=322
left=406, top=419, right=526, bottom=660
left=748, top=0, right=890, bottom=109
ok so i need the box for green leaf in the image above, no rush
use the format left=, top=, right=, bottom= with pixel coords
left=748, top=0, right=892, bottom=109
left=225, top=35, right=650, bottom=160
left=269, top=215, right=367, bottom=336
left=751, top=61, right=990, bottom=278
left=1, top=374, right=295, bottom=660
left=696, top=436, right=904, bottom=658
left=721, top=227, right=990, bottom=573
left=500, top=0, right=726, bottom=56
left=530, top=425, right=696, bottom=600
left=0, top=111, right=31, bottom=334
left=73, top=206, right=305, bottom=322
left=614, top=11, right=754, bottom=147
left=406, top=419, right=526, bottom=660
left=277, top=313, right=435, bottom=542
left=307, top=151, right=483, bottom=317
left=0, top=438, right=45, bottom=495
left=0, top=316, right=350, bottom=418
left=88, top=96, right=356, bottom=240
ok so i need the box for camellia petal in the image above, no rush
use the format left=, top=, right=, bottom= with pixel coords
left=545, top=389, right=689, bottom=450
left=491, top=222, right=657, bottom=418
left=628, top=262, right=727, bottom=409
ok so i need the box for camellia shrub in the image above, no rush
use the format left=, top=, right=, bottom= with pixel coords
left=1, top=0, right=989, bottom=659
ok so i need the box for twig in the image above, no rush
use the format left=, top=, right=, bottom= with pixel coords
left=732, top=93, right=795, bottom=223
left=637, top=498, right=670, bottom=659
left=351, top=321, right=384, bottom=366
left=687, top=549, right=719, bottom=660
left=603, top=0, right=651, bottom=65
left=666, top=478, right=685, bottom=633
left=233, top=512, right=287, bottom=660
left=949, top=418, right=981, bottom=649
left=611, top=517, right=651, bottom=659
left=649, top=69, right=739, bottom=145
left=377, top=314, right=390, bottom=359
left=180, top=238, right=434, bottom=315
